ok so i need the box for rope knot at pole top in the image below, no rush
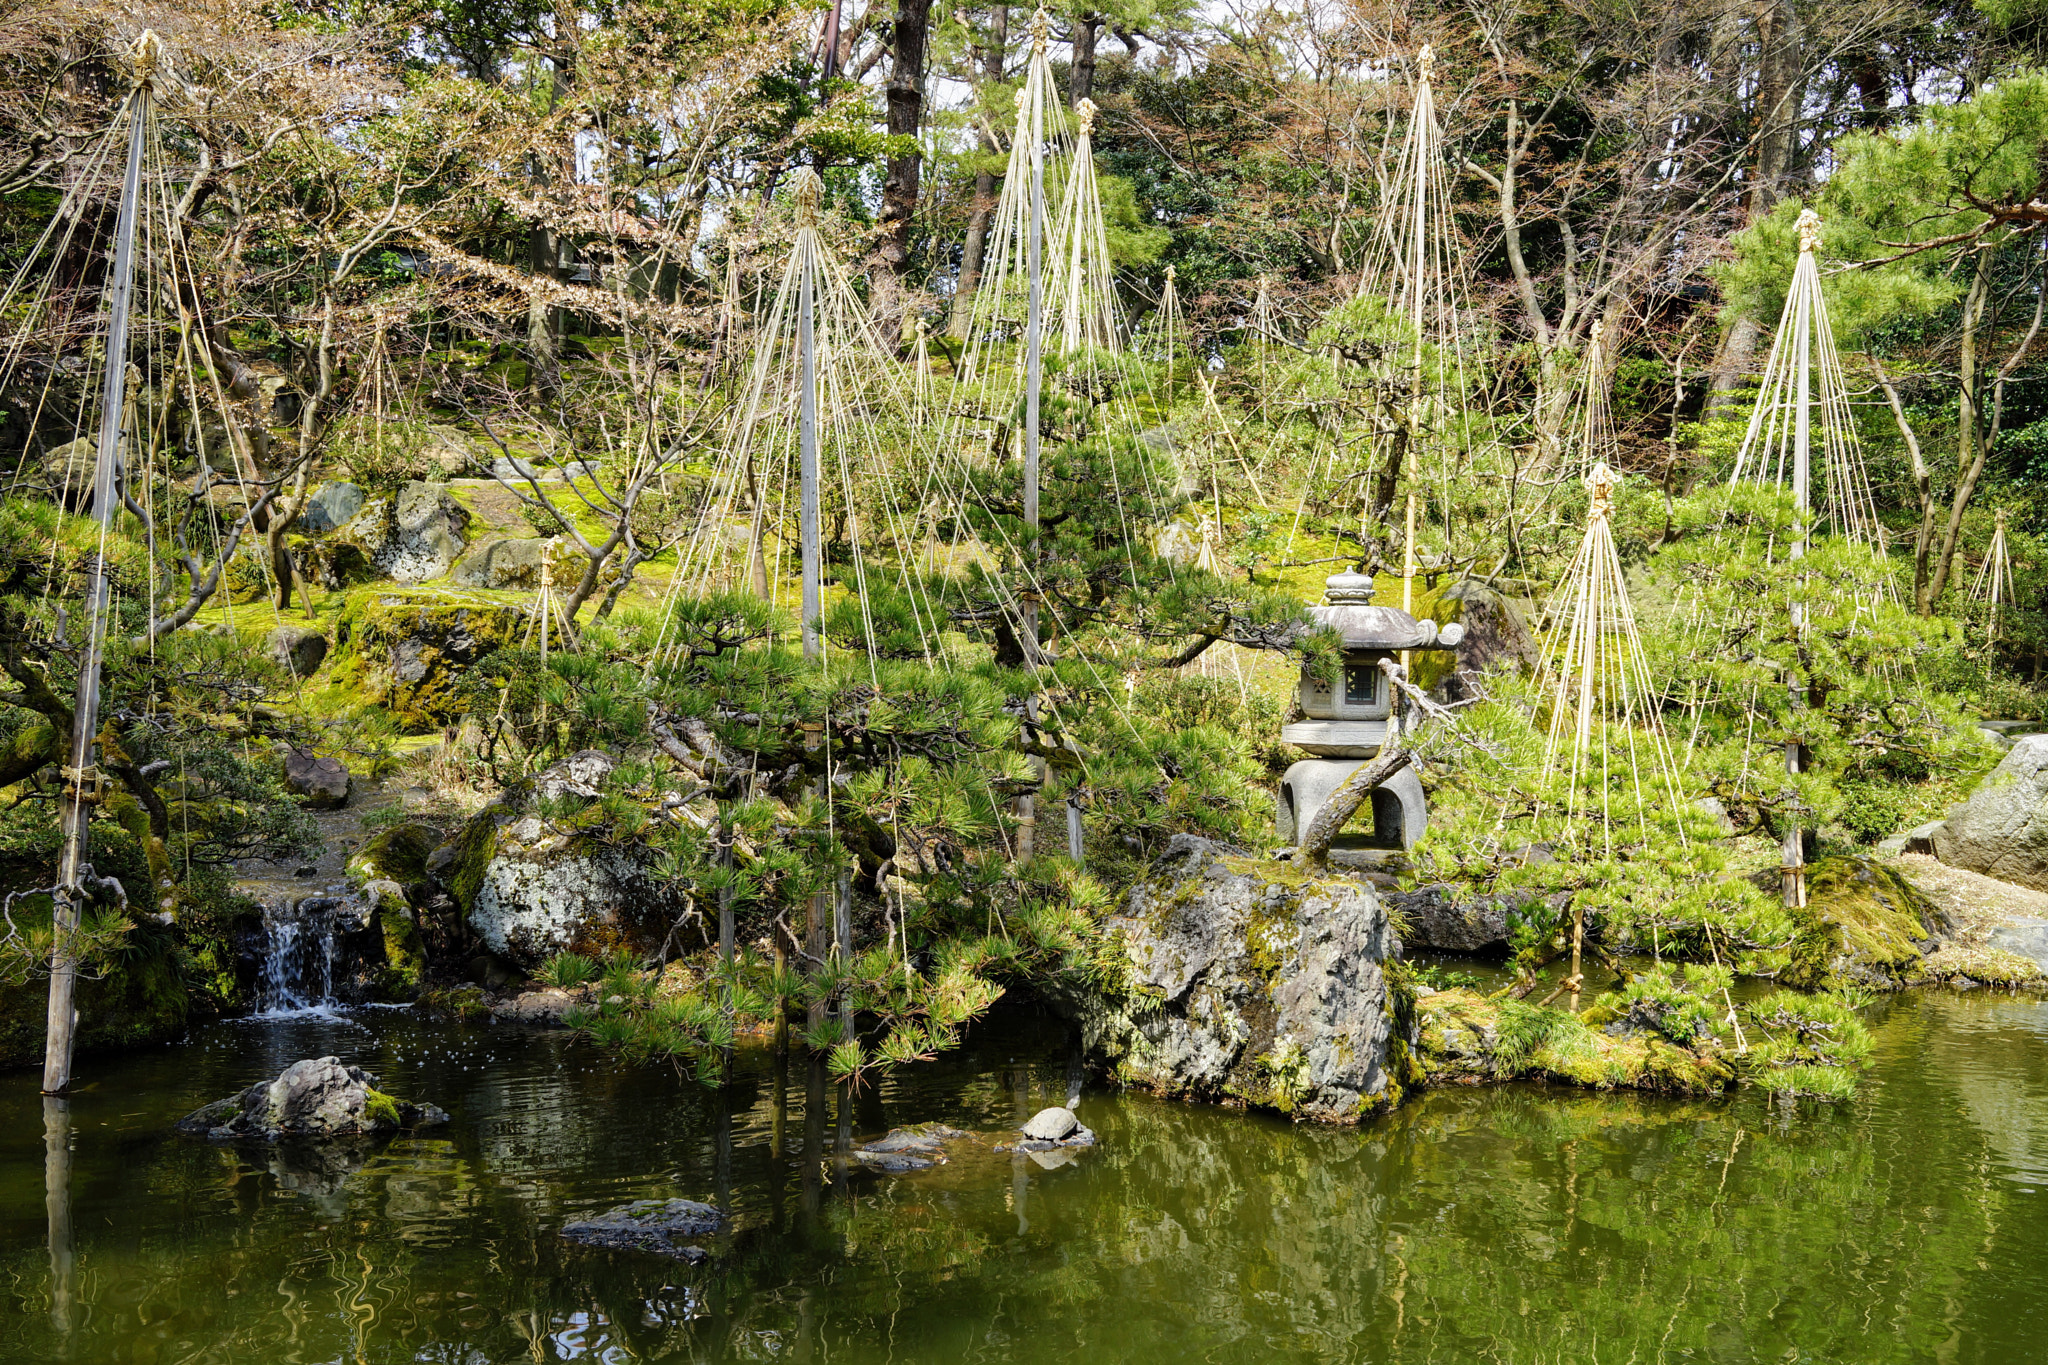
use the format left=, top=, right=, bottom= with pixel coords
left=1586, top=460, right=1617, bottom=524
left=1418, top=44, right=1435, bottom=84
left=1796, top=207, right=1823, bottom=255
left=1031, top=7, right=1051, bottom=54
left=125, top=28, right=187, bottom=103
left=792, top=167, right=822, bottom=227
left=1076, top=97, right=1098, bottom=137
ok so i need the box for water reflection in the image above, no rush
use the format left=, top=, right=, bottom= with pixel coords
left=42, top=1096, right=71, bottom=1344
left=3, top=997, right=2048, bottom=1361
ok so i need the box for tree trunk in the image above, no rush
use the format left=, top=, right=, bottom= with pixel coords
left=878, top=0, right=931, bottom=286
left=1299, top=742, right=1413, bottom=867
left=526, top=55, right=572, bottom=398
left=1068, top=12, right=1100, bottom=106
left=1928, top=242, right=2000, bottom=608
left=1707, top=0, right=1799, bottom=416
left=949, top=6, right=1007, bottom=339
left=526, top=224, right=558, bottom=397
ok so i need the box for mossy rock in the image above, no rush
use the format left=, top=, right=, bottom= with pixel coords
left=330, top=591, right=526, bottom=731
left=295, top=535, right=378, bottom=591
left=1785, top=854, right=1947, bottom=991
left=374, top=891, right=425, bottom=994
left=437, top=811, right=501, bottom=912
left=350, top=820, right=440, bottom=887
left=1414, top=988, right=1735, bottom=1095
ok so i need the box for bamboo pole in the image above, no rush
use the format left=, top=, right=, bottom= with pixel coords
left=45, top=36, right=155, bottom=1096
left=1016, top=9, right=1051, bottom=864
left=798, top=177, right=822, bottom=665
left=1781, top=209, right=1818, bottom=913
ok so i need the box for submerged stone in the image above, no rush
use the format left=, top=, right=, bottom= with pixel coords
left=560, top=1199, right=725, bottom=1261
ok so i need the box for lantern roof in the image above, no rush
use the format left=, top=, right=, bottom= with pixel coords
left=1310, top=573, right=1455, bottom=651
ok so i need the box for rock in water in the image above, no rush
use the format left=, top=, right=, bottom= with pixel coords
left=1381, top=884, right=1517, bottom=953
left=1935, top=735, right=2048, bottom=891
left=1786, top=855, right=1950, bottom=990
left=1054, top=834, right=1406, bottom=1123
left=1021, top=1107, right=1078, bottom=1141
left=561, top=1199, right=725, bottom=1261
left=177, top=1057, right=448, bottom=1140
left=852, top=1125, right=973, bottom=1172
left=284, top=746, right=352, bottom=809
left=266, top=625, right=329, bottom=678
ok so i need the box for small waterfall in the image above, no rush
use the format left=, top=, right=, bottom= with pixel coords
left=252, top=896, right=352, bottom=1016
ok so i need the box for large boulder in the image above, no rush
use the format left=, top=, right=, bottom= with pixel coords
left=429, top=751, right=679, bottom=971
left=333, top=482, right=471, bottom=584
left=1059, top=834, right=1409, bottom=1123
left=385, top=481, right=472, bottom=582
left=453, top=536, right=549, bottom=589
left=1934, top=735, right=2048, bottom=891
left=1436, top=579, right=1539, bottom=702
left=284, top=746, right=351, bottom=809
left=1785, top=855, right=1950, bottom=990
left=176, top=1057, right=448, bottom=1141
left=40, top=437, right=106, bottom=510
left=1382, top=884, right=1517, bottom=954
left=337, top=593, right=524, bottom=727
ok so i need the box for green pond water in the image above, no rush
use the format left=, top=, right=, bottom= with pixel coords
left=5, top=988, right=2048, bottom=1363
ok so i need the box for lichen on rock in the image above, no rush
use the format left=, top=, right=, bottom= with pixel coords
left=1058, top=833, right=1404, bottom=1123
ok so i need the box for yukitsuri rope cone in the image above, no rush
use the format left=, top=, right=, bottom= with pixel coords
left=1304, top=43, right=1501, bottom=565
left=1720, top=208, right=1900, bottom=908
left=1970, top=508, right=2017, bottom=649
left=1727, top=208, right=1888, bottom=554
left=1539, top=461, right=1688, bottom=1007
left=657, top=166, right=931, bottom=670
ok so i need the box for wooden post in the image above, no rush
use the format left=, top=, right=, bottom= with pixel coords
left=44, top=1096, right=73, bottom=1335
left=45, top=40, right=153, bottom=1097
left=718, top=815, right=734, bottom=1079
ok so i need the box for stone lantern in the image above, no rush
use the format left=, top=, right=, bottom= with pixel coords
left=1275, top=571, right=1463, bottom=853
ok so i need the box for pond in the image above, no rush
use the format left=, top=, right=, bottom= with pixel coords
left=5, top=988, right=2048, bottom=1362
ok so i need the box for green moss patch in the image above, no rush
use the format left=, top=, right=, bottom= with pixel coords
left=1415, top=988, right=1736, bottom=1095
left=328, top=591, right=528, bottom=730
left=1786, top=855, right=1944, bottom=990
